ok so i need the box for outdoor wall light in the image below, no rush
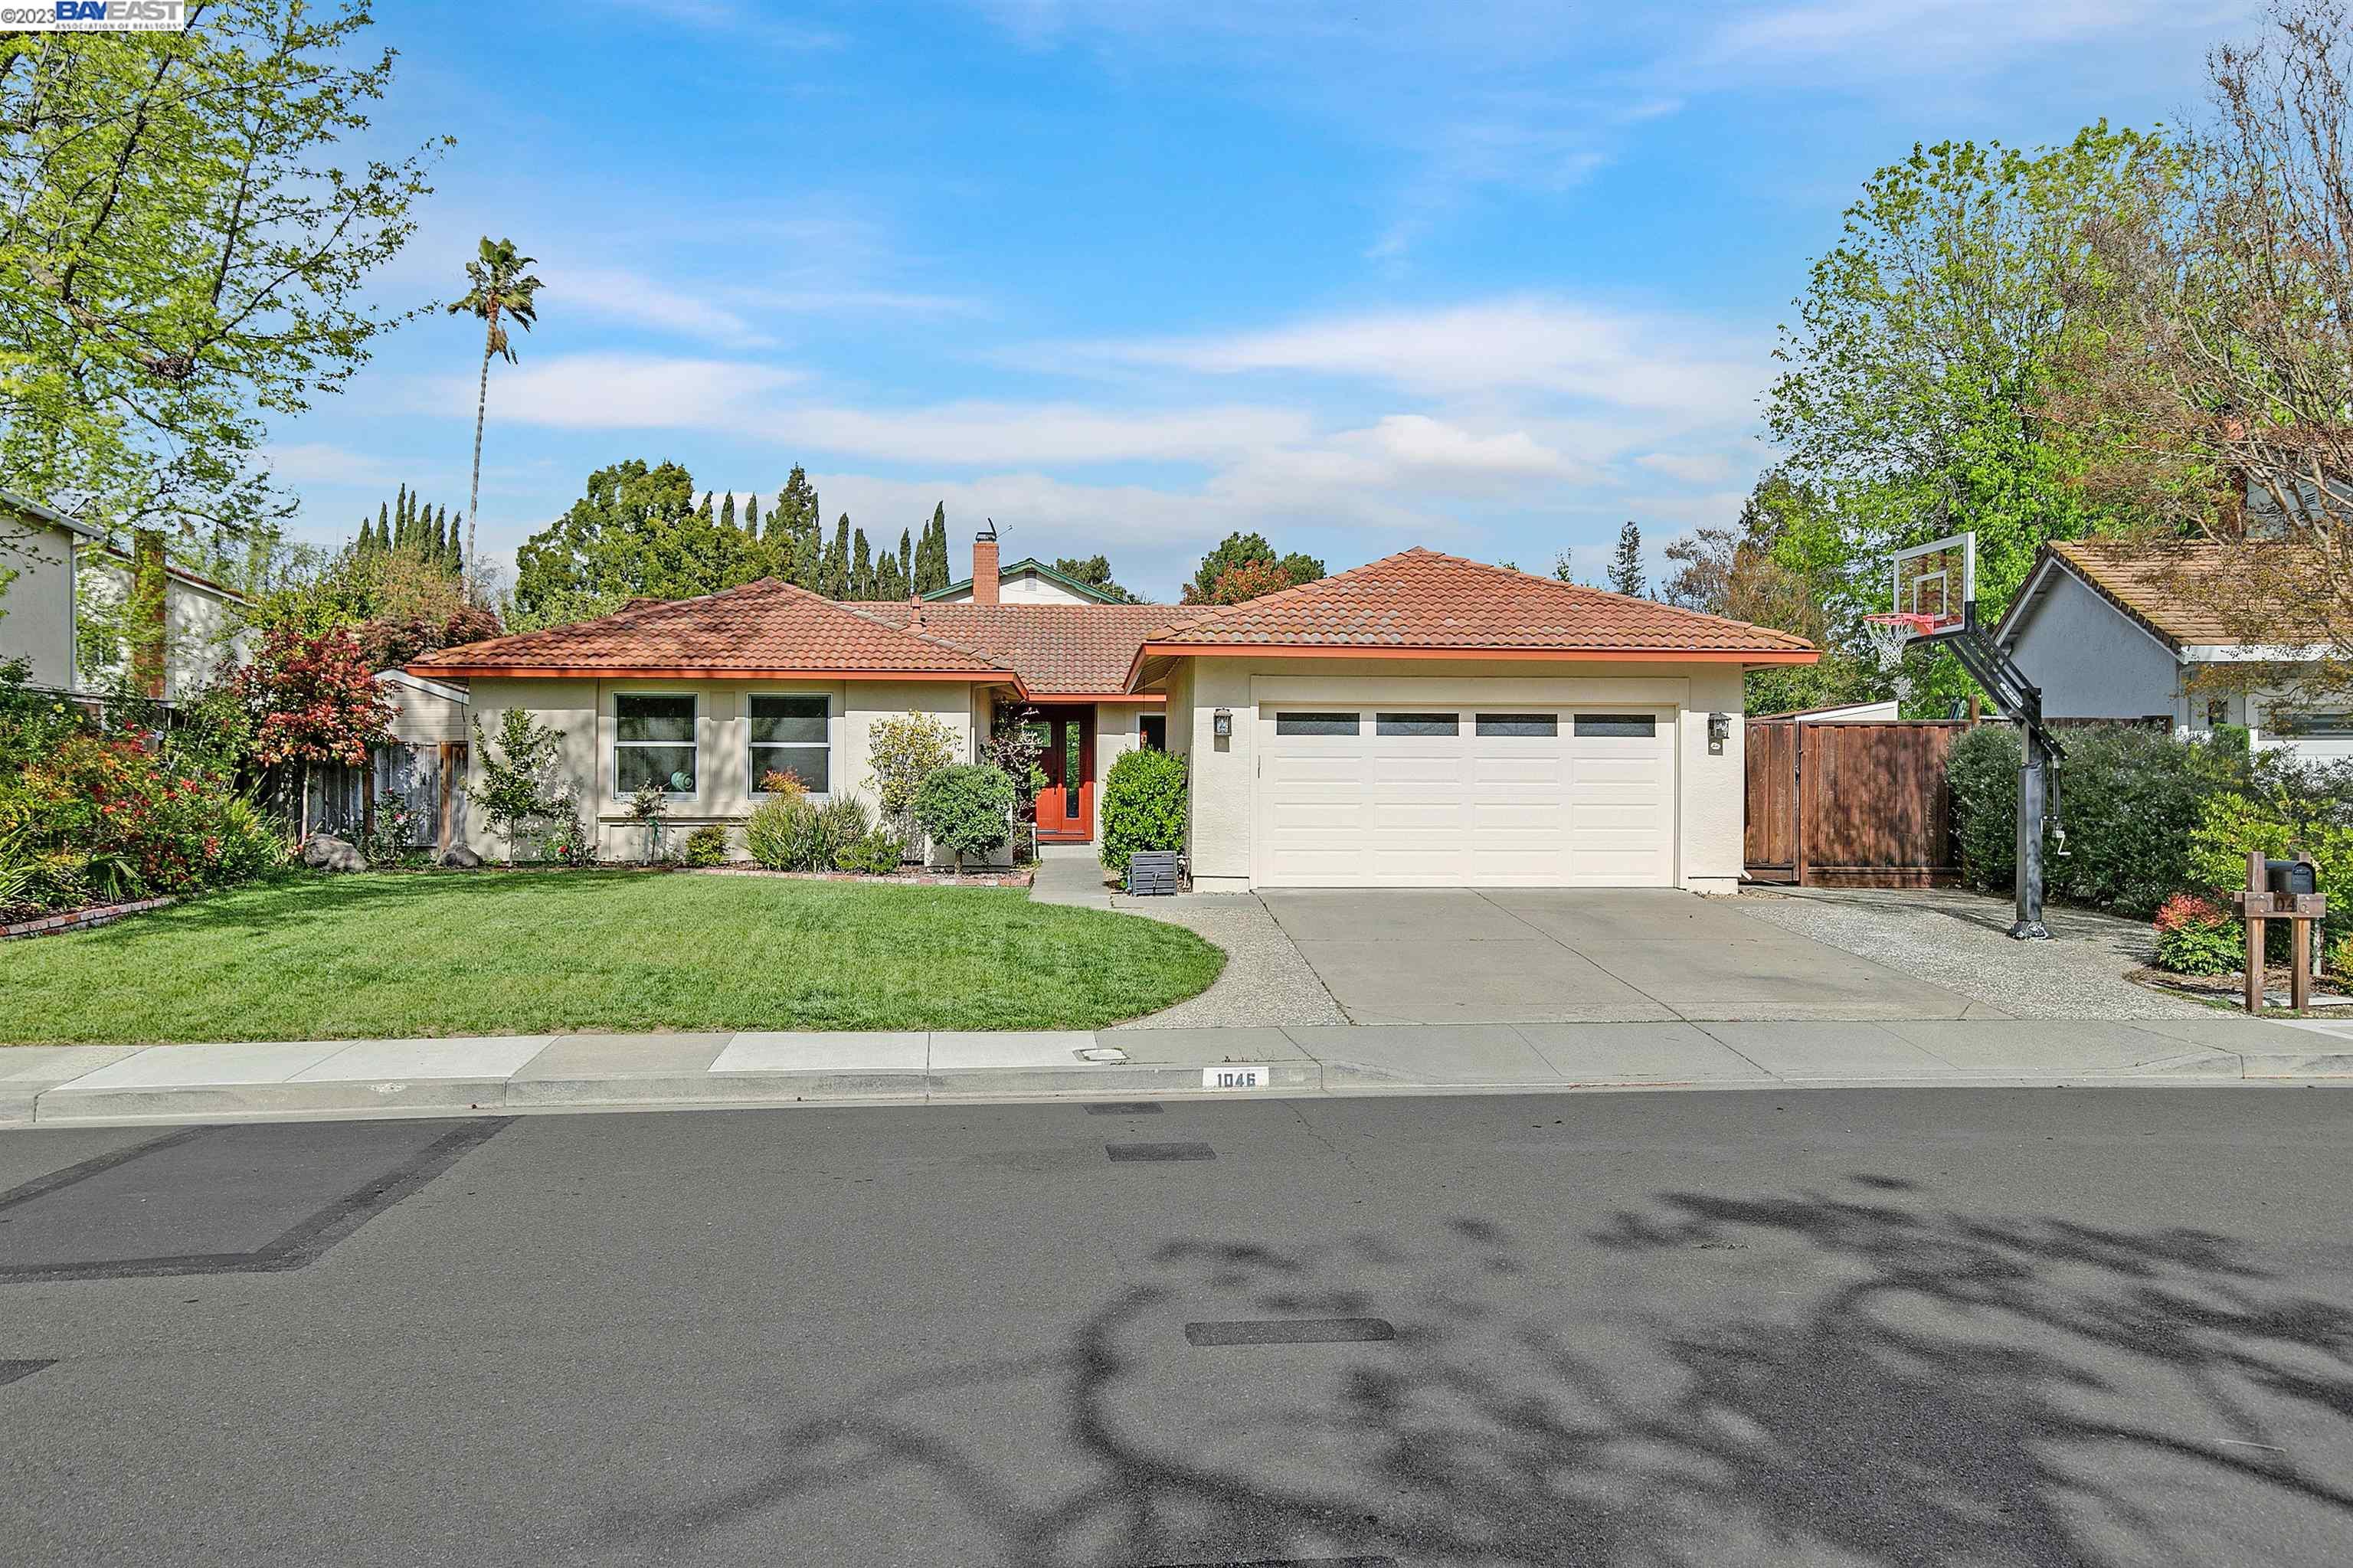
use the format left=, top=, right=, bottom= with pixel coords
left=1708, top=712, right=1731, bottom=755
left=1212, top=709, right=1233, bottom=738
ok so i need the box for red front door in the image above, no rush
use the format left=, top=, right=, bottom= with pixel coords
left=1032, top=708, right=1095, bottom=843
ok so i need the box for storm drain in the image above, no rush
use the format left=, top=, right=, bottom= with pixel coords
left=0, top=1117, right=510, bottom=1283
left=1084, top=1102, right=1165, bottom=1115
left=1183, top=1318, right=1396, bottom=1347
left=1107, top=1141, right=1215, bottom=1162
left=0, top=1359, right=57, bottom=1387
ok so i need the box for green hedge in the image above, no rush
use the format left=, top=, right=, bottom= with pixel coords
left=1948, top=722, right=2353, bottom=926
left=1098, top=747, right=1188, bottom=876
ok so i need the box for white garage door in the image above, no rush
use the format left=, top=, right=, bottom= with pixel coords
left=1254, top=703, right=1677, bottom=887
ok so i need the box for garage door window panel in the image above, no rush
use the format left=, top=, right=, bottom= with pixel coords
left=1476, top=713, right=1558, bottom=737
left=1574, top=713, right=1656, bottom=738
left=1276, top=711, right=1360, bottom=736
left=1376, top=712, right=1460, bottom=737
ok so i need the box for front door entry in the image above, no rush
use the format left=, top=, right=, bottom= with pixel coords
left=1032, top=708, right=1096, bottom=843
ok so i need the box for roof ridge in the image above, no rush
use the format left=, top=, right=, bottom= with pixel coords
left=1412, top=548, right=1815, bottom=649
left=1144, top=548, right=1432, bottom=639
left=827, top=594, right=1018, bottom=671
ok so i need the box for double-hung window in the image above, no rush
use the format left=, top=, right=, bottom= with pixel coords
left=749, top=694, right=830, bottom=794
left=615, top=695, right=697, bottom=795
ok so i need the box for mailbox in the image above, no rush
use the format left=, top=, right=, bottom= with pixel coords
left=2267, top=858, right=2318, bottom=896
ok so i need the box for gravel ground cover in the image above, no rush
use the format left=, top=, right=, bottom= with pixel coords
left=1731, top=885, right=2214, bottom=1020
left=1108, top=894, right=1348, bottom=1029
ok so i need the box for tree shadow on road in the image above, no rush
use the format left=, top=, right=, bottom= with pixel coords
left=615, top=1177, right=2353, bottom=1566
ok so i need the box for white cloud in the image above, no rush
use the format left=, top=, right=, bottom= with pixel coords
left=1073, top=296, right=1768, bottom=420
left=421, top=354, right=803, bottom=430
left=266, top=443, right=405, bottom=489
left=1698, top=0, right=2247, bottom=75
left=556, top=267, right=764, bottom=346
left=780, top=401, right=1316, bottom=466
left=1635, top=450, right=1739, bottom=486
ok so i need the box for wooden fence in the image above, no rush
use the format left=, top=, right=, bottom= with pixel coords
left=1744, top=719, right=1964, bottom=887
left=259, top=741, right=468, bottom=852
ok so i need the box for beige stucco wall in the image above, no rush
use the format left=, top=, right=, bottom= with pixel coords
left=1155, top=655, right=1749, bottom=892
left=0, top=511, right=80, bottom=692
left=460, top=676, right=998, bottom=864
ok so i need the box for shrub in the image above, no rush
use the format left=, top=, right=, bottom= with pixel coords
left=1099, top=747, right=1188, bottom=876
left=817, top=795, right=872, bottom=864
left=2152, top=893, right=2241, bottom=976
left=866, top=712, right=957, bottom=829
left=1946, top=722, right=2309, bottom=921
left=2332, top=928, right=2353, bottom=981
left=0, top=729, right=286, bottom=918
left=468, top=709, right=568, bottom=866
left=542, top=791, right=598, bottom=866
left=2188, top=779, right=2353, bottom=946
left=913, top=763, right=1014, bottom=873
left=745, top=773, right=825, bottom=871
left=833, top=828, right=903, bottom=876
left=682, top=823, right=732, bottom=866
left=1946, top=722, right=2021, bottom=894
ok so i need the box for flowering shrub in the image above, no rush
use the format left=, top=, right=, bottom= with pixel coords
left=0, top=732, right=286, bottom=919
left=2152, top=893, right=2241, bottom=977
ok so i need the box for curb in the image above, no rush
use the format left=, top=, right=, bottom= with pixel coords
left=14, top=1049, right=2353, bottom=1127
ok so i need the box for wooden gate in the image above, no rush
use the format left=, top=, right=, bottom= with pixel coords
left=1744, top=720, right=1962, bottom=887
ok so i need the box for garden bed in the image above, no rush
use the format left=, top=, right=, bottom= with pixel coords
left=687, top=864, right=1034, bottom=888
left=2127, top=965, right=2353, bottom=1008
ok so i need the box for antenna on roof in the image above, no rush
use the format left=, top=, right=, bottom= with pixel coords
left=978, top=517, right=998, bottom=542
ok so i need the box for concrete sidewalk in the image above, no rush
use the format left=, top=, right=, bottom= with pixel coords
left=6, top=1013, right=2351, bottom=1126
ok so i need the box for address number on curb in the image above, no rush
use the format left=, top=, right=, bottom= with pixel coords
left=1203, top=1066, right=1271, bottom=1088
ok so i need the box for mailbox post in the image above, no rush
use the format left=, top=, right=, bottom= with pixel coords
left=2233, top=849, right=2325, bottom=1016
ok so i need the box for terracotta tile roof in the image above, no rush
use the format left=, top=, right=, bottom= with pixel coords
left=859, top=602, right=1173, bottom=696
left=1136, top=548, right=1819, bottom=658
left=2031, top=538, right=2335, bottom=649
left=407, top=578, right=1018, bottom=679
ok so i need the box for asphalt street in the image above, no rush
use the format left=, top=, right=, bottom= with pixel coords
left=4, top=1087, right=2353, bottom=1566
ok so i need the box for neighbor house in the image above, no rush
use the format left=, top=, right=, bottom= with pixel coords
left=72, top=542, right=248, bottom=702
left=0, top=487, right=99, bottom=694
left=405, top=537, right=1818, bottom=886
left=1995, top=539, right=2352, bottom=760
left=923, top=537, right=1124, bottom=605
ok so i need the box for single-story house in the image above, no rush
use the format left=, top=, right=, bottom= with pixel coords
left=1995, top=539, right=2351, bottom=760
left=404, top=538, right=1818, bottom=887
left=0, top=487, right=96, bottom=694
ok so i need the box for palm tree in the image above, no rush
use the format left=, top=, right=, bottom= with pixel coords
left=447, top=237, right=543, bottom=592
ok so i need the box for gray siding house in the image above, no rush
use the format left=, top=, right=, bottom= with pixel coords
left=1995, top=539, right=2351, bottom=761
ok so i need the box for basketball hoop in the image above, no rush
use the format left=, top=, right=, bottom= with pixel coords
left=1863, top=611, right=1939, bottom=671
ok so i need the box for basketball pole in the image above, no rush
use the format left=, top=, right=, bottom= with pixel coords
left=1931, top=604, right=2062, bottom=941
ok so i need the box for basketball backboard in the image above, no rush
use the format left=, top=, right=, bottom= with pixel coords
left=1890, top=532, right=1975, bottom=637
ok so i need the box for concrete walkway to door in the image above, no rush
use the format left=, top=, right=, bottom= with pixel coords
left=1259, top=888, right=2001, bottom=1025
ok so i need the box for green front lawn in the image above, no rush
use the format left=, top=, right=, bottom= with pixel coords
left=0, top=872, right=1226, bottom=1044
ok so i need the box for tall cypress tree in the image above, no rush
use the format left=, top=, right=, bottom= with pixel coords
left=898, top=529, right=914, bottom=597
left=875, top=550, right=905, bottom=603
left=719, top=492, right=736, bottom=535
left=377, top=501, right=391, bottom=552
left=851, top=528, right=872, bottom=600
left=445, top=509, right=463, bottom=576
left=821, top=515, right=850, bottom=597
left=743, top=493, right=758, bottom=538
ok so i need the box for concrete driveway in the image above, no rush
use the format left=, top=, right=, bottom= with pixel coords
left=1258, top=888, right=1992, bottom=1024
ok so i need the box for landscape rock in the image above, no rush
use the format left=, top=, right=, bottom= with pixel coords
left=440, top=845, right=483, bottom=869
left=300, top=833, right=365, bottom=872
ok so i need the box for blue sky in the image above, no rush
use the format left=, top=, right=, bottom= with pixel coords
left=271, top=0, right=2254, bottom=602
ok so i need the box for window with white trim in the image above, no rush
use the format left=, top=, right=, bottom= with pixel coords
left=748, top=694, right=830, bottom=793
left=615, top=694, right=697, bottom=794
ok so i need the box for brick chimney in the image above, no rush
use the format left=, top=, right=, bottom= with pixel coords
left=971, top=527, right=1000, bottom=606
